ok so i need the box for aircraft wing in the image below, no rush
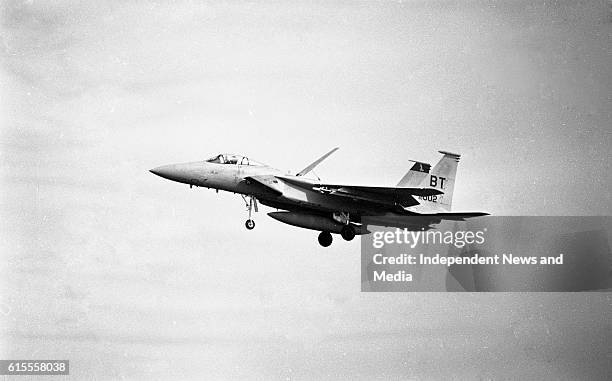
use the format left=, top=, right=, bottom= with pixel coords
left=276, top=175, right=442, bottom=207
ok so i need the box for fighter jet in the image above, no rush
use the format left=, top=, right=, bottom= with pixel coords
left=150, top=149, right=488, bottom=247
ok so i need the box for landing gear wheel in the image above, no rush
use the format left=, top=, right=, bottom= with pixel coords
left=341, top=225, right=356, bottom=241
left=242, top=195, right=258, bottom=230
left=318, top=231, right=333, bottom=247
left=245, top=219, right=255, bottom=230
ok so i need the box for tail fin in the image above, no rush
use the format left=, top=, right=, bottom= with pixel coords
left=396, top=161, right=431, bottom=187
left=414, top=151, right=460, bottom=212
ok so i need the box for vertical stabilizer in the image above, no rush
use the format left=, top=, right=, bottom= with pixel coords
left=413, top=151, right=460, bottom=212
left=396, top=161, right=431, bottom=187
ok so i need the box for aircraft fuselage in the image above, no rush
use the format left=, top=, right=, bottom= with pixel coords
left=150, top=161, right=379, bottom=216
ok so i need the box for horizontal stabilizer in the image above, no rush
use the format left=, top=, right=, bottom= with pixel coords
left=401, top=187, right=443, bottom=197
left=361, top=212, right=488, bottom=230
left=413, top=212, right=490, bottom=221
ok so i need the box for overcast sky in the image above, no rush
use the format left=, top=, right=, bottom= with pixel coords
left=1, top=1, right=611, bottom=379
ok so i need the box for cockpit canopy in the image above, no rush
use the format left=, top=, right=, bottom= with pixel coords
left=205, top=154, right=265, bottom=166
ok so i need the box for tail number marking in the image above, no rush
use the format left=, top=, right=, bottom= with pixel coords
left=419, top=195, right=439, bottom=202
left=429, top=175, right=446, bottom=189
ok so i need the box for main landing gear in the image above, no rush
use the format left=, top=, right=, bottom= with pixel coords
left=334, top=211, right=356, bottom=241
left=340, top=225, right=356, bottom=241
left=318, top=231, right=333, bottom=247
left=242, top=194, right=258, bottom=230
left=318, top=212, right=357, bottom=247
left=317, top=225, right=356, bottom=248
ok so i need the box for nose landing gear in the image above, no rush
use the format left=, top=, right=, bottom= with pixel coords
left=242, top=195, right=258, bottom=230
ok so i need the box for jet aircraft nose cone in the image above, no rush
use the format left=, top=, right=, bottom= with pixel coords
left=149, top=165, right=177, bottom=180
left=149, top=162, right=198, bottom=185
